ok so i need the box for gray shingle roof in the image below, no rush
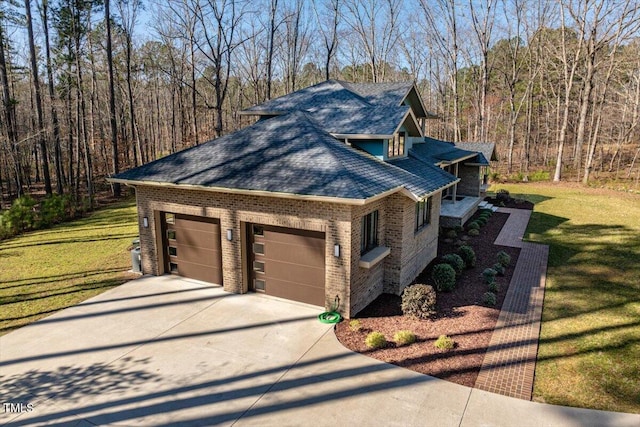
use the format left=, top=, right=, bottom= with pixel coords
left=412, top=137, right=480, bottom=164
left=309, top=106, right=409, bottom=136
left=242, top=80, right=370, bottom=114
left=387, top=157, right=458, bottom=195
left=455, top=142, right=497, bottom=162
left=337, top=81, right=413, bottom=107
left=112, top=111, right=455, bottom=201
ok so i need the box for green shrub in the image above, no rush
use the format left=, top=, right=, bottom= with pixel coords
left=496, top=189, right=510, bottom=202
left=394, top=330, right=417, bottom=346
left=493, top=263, right=506, bottom=276
left=453, top=225, right=464, bottom=233
left=442, top=253, right=465, bottom=277
left=434, top=335, right=455, bottom=350
left=432, top=263, right=457, bottom=292
left=365, top=331, right=387, bottom=349
left=483, top=292, right=497, bottom=306
left=39, top=194, right=70, bottom=227
left=458, top=245, right=476, bottom=268
left=349, top=319, right=362, bottom=332
left=445, top=229, right=457, bottom=239
left=3, top=195, right=37, bottom=234
left=497, top=250, right=511, bottom=267
left=476, top=217, right=487, bottom=226
left=482, top=268, right=497, bottom=284
left=480, top=209, right=493, bottom=217
left=488, top=281, right=500, bottom=293
left=467, top=221, right=480, bottom=230
left=529, top=170, right=550, bottom=182
left=468, top=228, right=480, bottom=237
left=401, top=284, right=437, bottom=319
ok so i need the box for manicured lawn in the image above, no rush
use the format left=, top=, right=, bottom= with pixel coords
left=490, top=183, right=640, bottom=413
left=0, top=201, right=139, bottom=336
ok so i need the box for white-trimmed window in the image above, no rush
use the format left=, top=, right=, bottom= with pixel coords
left=415, top=198, right=432, bottom=231
left=388, top=131, right=405, bottom=158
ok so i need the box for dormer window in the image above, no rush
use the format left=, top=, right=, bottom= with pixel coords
left=388, top=131, right=405, bottom=158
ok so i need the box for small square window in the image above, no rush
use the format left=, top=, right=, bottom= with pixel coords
left=165, top=213, right=175, bottom=224
left=253, top=261, right=265, bottom=273
left=253, top=242, right=265, bottom=255
left=167, top=230, right=176, bottom=240
left=168, top=247, right=177, bottom=257
left=169, top=262, right=178, bottom=273
left=254, top=279, right=266, bottom=291
left=253, top=225, right=264, bottom=237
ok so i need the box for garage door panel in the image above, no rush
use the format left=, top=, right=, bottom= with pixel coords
left=263, top=230, right=325, bottom=248
left=176, top=244, right=221, bottom=263
left=263, top=260, right=324, bottom=287
left=264, top=278, right=325, bottom=307
left=163, top=213, right=222, bottom=285
left=263, top=241, right=325, bottom=266
left=175, top=260, right=222, bottom=284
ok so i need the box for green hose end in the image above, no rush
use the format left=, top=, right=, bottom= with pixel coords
left=318, top=311, right=342, bottom=324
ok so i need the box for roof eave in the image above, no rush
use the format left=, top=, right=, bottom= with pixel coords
left=106, top=177, right=405, bottom=206
left=238, top=110, right=284, bottom=116
left=332, top=133, right=394, bottom=139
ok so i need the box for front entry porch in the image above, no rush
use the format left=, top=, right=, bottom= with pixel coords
left=439, top=195, right=483, bottom=228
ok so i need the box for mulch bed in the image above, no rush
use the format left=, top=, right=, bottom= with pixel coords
left=334, top=201, right=532, bottom=387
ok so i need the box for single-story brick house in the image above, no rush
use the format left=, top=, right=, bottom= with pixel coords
left=110, top=80, right=494, bottom=317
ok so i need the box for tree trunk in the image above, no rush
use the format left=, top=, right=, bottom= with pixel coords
left=105, top=0, right=120, bottom=197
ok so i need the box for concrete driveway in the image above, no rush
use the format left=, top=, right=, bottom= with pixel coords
left=1, top=276, right=638, bottom=426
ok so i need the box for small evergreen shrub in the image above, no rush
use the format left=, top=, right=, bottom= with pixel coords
left=394, top=330, right=417, bottom=346
left=445, top=229, right=457, bottom=239
left=401, top=284, right=437, bottom=319
left=365, top=331, right=387, bottom=349
left=480, top=209, right=493, bottom=217
left=458, top=245, right=476, bottom=268
left=3, top=195, right=37, bottom=234
left=493, top=263, right=505, bottom=276
left=434, top=335, right=455, bottom=350
left=432, top=263, right=457, bottom=292
left=454, top=225, right=464, bottom=233
left=483, top=292, right=497, bottom=306
left=476, top=217, right=487, bottom=226
left=497, top=250, right=512, bottom=267
left=349, top=319, right=362, bottom=332
left=39, top=194, right=70, bottom=228
left=482, top=268, right=497, bottom=284
left=496, top=189, right=511, bottom=202
left=488, top=281, right=500, bottom=293
left=442, top=253, right=465, bottom=277
left=467, top=221, right=480, bottom=230
left=468, top=228, right=480, bottom=236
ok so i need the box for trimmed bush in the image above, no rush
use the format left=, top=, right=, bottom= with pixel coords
left=483, top=292, right=497, bottom=306
left=458, top=245, right=476, bottom=268
left=482, top=268, right=497, bottom=284
left=434, top=335, right=455, bottom=350
left=497, top=250, right=512, bottom=267
left=442, top=253, right=465, bottom=277
left=476, top=217, right=487, bottom=226
left=365, top=331, right=387, bottom=349
left=496, top=189, right=510, bottom=202
left=453, top=225, right=464, bottom=233
left=349, top=319, right=362, bottom=332
left=445, top=229, right=457, bottom=239
left=480, top=209, right=493, bottom=217
left=401, top=284, right=437, bottom=319
left=467, top=221, right=480, bottom=231
left=493, top=262, right=505, bottom=276
left=432, top=263, right=457, bottom=292
left=394, top=330, right=417, bottom=346
left=468, top=228, right=480, bottom=237
left=488, top=281, right=500, bottom=293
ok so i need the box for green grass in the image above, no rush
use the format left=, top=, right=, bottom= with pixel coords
left=0, top=200, right=139, bottom=336
left=491, top=183, right=640, bottom=413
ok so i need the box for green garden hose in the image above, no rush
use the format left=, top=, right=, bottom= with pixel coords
left=318, top=295, right=342, bottom=324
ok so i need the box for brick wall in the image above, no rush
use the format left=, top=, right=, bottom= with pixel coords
left=458, top=164, right=480, bottom=196
left=134, top=184, right=442, bottom=318
left=135, top=185, right=352, bottom=313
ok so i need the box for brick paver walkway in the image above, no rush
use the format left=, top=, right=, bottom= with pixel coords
left=474, top=207, right=549, bottom=400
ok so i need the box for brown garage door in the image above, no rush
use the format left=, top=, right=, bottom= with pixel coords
left=250, top=224, right=325, bottom=306
left=164, top=213, right=222, bottom=284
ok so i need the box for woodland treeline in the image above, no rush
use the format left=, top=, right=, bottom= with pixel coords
left=2, top=0, right=640, bottom=208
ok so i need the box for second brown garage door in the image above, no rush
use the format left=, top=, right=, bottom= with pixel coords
left=164, top=213, right=223, bottom=284
left=249, top=224, right=325, bottom=306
